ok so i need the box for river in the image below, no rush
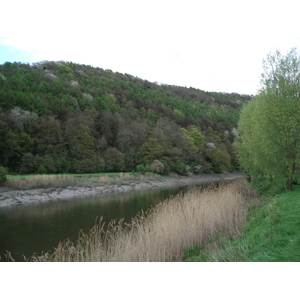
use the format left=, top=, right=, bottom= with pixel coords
left=0, top=173, right=245, bottom=262
left=0, top=184, right=196, bottom=261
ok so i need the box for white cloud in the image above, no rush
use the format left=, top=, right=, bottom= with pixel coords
left=1, top=1, right=300, bottom=94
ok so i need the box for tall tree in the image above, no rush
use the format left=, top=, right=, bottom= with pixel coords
left=234, top=48, right=300, bottom=190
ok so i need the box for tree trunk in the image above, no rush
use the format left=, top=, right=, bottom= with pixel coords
left=269, top=174, right=273, bottom=183
left=286, top=163, right=296, bottom=191
left=286, top=179, right=293, bottom=191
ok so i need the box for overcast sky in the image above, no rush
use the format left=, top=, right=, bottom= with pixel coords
left=1, top=0, right=300, bottom=95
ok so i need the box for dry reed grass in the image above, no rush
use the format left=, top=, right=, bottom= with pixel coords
left=5, top=173, right=138, bottom=189
left=89, top=173, right=136, bottom=184
left=29, top=180, right=251, bottom=262
left=5, top=175, right=78, bottom=189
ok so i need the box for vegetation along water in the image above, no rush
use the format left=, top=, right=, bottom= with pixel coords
left=1, top=48, right=300, bottom=262
left=2, top=179, right=249, bottom=262
left=184, top=182, right=300, bottom=262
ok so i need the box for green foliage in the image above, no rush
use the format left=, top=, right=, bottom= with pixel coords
left=38, top=155, right=57, bottom=174
left=20, top=153, right=41, bottom=174
left=173, top=109, right=185, bottom=123
left=235, top=48, right=300, bottom=190
left=0, top=60, right=250, bottom=175
left=136, top=164, right=146, bottom=174
left=5, top=131, right=34, bottom=154
left=185, top=186, right=300, bottom=262
left=172, top=160, right=186, bottom=175
left=0, top=164, right=8, bottom=183
left=137, top=138, right=164, bottom=165
left=187, top=126, right=204, bottom=149
left=208, top=149, right=232, bottom=173
left=104, top=147, right=125, bottom=172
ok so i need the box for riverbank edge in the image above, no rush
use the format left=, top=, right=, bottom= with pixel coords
left=0, top=173, right=246, bottom=207
left=183, top=184, right=300, bottom=262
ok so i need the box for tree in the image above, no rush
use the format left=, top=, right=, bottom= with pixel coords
left=137, top=138, right=164, bottom=165
left=187, top=126, right=204, bottom=150
left=35, top=115, right=62, bottom=156
left=173, top=109, right=185, bottom=123
left=234, top=48, right=300, bottom=190
left=4, top=131, right=35, bottom=171
left=208, top=148, right=231, bottom=173
left=64, top=118, right=95, bottom=161
left=0, top=60, right=251, bottom=176
left=0, top=164, right=8, bottom=183
left=9, top=107, right=38, bottom=132
left=104, top=147, right=125, bottom=172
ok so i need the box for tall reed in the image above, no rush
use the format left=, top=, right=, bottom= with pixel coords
left=30, top=180, right=252, bottom=262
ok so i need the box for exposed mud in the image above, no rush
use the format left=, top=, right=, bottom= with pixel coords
left=0, top=173, right=246, bottom=207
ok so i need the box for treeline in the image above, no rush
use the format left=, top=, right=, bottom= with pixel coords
left=234, top=48, right=300, bottom=190
left=0, top=60, right=252, bottom=175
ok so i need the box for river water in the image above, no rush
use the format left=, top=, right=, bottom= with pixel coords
left=0, top=184, right=197, bottom=261
left=0, top=175, right=241, bottom=262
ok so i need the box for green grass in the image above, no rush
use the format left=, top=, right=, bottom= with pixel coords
left=184, top=185, right=300, bottom=262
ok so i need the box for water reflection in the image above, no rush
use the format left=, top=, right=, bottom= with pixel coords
left=0, top=185, right=185, bottom=261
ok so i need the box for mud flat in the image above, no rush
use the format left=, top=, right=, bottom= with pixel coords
left=0, top=173, right=246, bottom=207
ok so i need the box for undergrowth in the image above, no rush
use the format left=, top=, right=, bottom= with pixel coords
left=184, top=185, right=300, bottom=262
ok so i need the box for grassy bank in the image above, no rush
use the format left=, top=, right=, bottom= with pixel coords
left=7, top=180, right=251, bottom=262
left=3, top=172, right=154, bottom=190
left=184, top=185, right=300, bottom=262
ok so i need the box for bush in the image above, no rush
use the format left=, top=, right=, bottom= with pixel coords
left=136, top=164, right=146, bottom=174
left=36, top=165, right=48, bottom=175
left=149, top=159, right=164, bottom=175
left=161, top=161, right=170, bottom=175
left=209, top=149, right=231, bottom=173
left=173, top=160, right=186, bottom=175
left=0, top=164, right=8, bottom=183
left=190, top=164, right=203, bottom=174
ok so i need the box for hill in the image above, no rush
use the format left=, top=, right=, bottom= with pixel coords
left=0, top=60, right=252, bottom=175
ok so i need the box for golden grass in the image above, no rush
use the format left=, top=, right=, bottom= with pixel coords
left=87, top=173, right=136, bottom=184
left=4, top=173, right=138, bottom=189
left=5, top=174, right=78, bottom=188
left=26, top=180, right=253, bottom=262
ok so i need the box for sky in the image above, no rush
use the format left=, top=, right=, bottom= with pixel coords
left=1, top=0, right=300, bottom=95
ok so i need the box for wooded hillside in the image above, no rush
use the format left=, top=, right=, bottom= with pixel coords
left=0, top=60, right=252, bottom=175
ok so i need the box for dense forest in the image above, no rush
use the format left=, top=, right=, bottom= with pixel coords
left=0, top=60, right=252, bottom=175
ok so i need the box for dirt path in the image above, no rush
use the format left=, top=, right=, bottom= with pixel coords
left=0, top=173, right=246, bottom=207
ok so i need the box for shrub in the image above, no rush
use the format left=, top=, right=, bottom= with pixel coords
left=191, top=164, right=203, bottom=174
left=209, top=149, right=231, bottom=173
left=173, top=160, right=186, bottom=175
left=161, top=161, right=171, bottom=175
left=0, top=164, right=8, bottom=183
left=149, top=159, right=164, bottom=174
left=136, top=164, right=146, bottom=174
left=36, top=165, right=47, bottom=175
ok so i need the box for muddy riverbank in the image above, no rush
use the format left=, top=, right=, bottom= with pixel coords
left=0, top=173, right=246, bottom=207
